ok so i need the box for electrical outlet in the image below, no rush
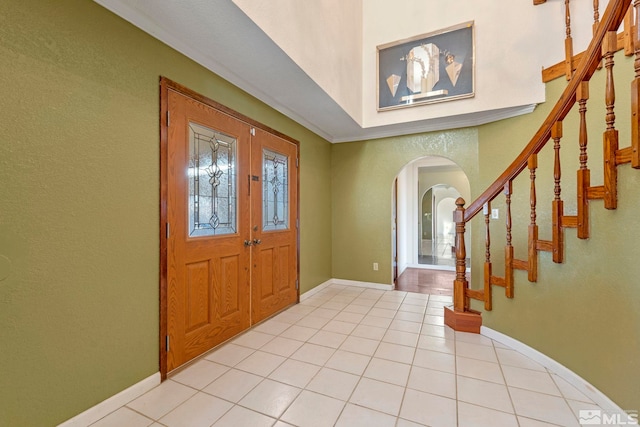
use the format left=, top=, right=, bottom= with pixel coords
left=491, top=208, right=499, bottom=219
left=373, top=262, right=379, bottom=271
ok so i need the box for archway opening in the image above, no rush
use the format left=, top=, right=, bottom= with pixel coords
left=393, top=156, right=471, bottom=279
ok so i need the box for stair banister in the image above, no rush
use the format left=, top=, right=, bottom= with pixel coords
left=448, top=0, right=632, bottom=324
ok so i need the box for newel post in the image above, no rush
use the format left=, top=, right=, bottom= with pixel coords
left=453, top=197, right=468, bottom=312
left=445, top=197, right=482, bottom=333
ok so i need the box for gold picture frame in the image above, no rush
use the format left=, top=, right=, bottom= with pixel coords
left=377, top=21, right=475, bottom=111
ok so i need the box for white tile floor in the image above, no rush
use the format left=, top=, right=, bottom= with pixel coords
left=90, top=285, right=607, bottom=427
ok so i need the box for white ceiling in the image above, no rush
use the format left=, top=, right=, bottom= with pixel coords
left=92, top=0, right=598, bottom=143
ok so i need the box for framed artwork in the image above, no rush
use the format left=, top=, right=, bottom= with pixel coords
left=377, top=21, right=475, bottom=111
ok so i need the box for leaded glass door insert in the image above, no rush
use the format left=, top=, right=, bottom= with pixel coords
left=188, top=122, right=237, bottom=237
left=262, top=148, right=289, bottom=231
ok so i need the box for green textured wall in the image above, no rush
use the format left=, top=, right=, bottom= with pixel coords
left=476, top=51, right=640, bottom=409
left=0, top=1, right=331, bottom=425
left=331, top=129, right=479, bottom=283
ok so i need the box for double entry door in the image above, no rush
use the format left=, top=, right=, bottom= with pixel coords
left=163, top=84, right=298, bottom=373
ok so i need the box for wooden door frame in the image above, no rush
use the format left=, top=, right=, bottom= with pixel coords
left=159, top=77, right=300, bottom=380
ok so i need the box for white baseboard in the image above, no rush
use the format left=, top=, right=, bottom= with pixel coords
left=300, top=279, right=334, bottom=301
left=481, top=326, right=624, bottom=414
left=330, top=278, right=394, bottom=291
left=301, top=278, right=394, bottom=300
left=58, top=372, right=161, bottom=427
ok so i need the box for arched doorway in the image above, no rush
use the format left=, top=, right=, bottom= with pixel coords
left=393, top=156, right=471, bottom=277
left=419, top=185, right=462, bottom=268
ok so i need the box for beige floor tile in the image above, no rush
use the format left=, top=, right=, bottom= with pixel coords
left=127, top=380, right=197, bottom=420
left=325, top=350, right=371, bottom=375
left=204, top=343, right=254, bottom=367
left=496, top=347, right=546, bottom=371
left=382, top=329, right=419, bottom=347
left=211, top=405, right=276, bottom=427
left=389, top=319, right=422, bottom=333
left=509, top=387, right=580, bottom=427
left=158, top=392, right=232, bottom=427
left=89, top=407, right=153, bottom=427
left=170, top=359, right=229, bottom=390
left=339, top=335, right=380, bottom=356
left=373, top=342, right=415, bottom=364
left=305, top=367, right=360, bottom=401
left=456, top=340, right=498, bottom=362
left=307, top=330, right=348, bottom=348
left=322, top=319, right=357, bottom=335
left=335, top=403, right=397, bottom=427
left=407, top=366, right=456, bottom=399
left=253, top=320, right=293, bottom=336
left=289, top=342, right=336, bottom=366
left=502, top=365, right=562, bottom=396
left=238, top=379, right=301, bottom=418
left=360, top=315, right=393, bottom=328
left=351, top=324, right=387, bottom=340
left=267, top=359, right=321, bottom=388
left=278, top=324, right=318, bottom=342
left=457, top=402, right=519, bottom=427
left=202, top=368, right=262, bottom=402
left=363, top=357, right=411, bottom=386
left=232, top=330, right=275, bottom=349
left=400, top=388, right=457, bottom=427
left=349, top=378, right=405, bottom=416
left=457, top=375, right=514, bottom=413
left=281, top=390, right=345, bottom=427
left=259, top=336, right=304, bottom=357
left=456, top=356, right=505, bottom=384
left=417, top=334, right=455, bottom=354
left=412, top=348, right=455, bottom=373
left=235, top=350, right=286, bottom=377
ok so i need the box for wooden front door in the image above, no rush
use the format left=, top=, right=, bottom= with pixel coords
left=166, top=90, right=251, bottom=372
left=161, top=79, right=299, bottom=375
left=251, top=129, right=299, bottom=324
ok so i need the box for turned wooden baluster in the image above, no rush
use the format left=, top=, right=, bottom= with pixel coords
left=483, top=202, right=492, bottom=311
left=594, top=0, right=604, bottom=69
left=603, top=30, right=619, bottom=209
left=625, top=3, right=635, bottom=55
left=577, top=81, right=590, bottom=239
left=565, top=0, right=574, bottom=80
left=632, top=0, right=640, bottom=168
left=551, top=122, right=565, bottom=263
left=504, top=182, right=514, bottom=298
left=528, top=154, right=538, bottom=282
left=453, top=198, right=469, bottom=312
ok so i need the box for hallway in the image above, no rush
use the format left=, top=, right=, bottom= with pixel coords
left=395, top=268, right=455, bottom=296
left=87, top=284, right=604, bottom=427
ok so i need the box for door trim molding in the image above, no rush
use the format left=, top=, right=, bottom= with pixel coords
left=159, top=77, right=300, bottom=380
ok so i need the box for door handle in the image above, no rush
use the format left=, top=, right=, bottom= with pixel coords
left=244, top=240, right=253, bottom=247
left=253, top=239, right=262, bottom=245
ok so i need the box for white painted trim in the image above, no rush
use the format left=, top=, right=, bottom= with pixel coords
left=57, top=372, right=161, bottom=427
left=300, top=279, right=333, bottom=301
left=406, top=263, right=470, bottom=272
left=481, top=326, right=624, bottom=414
left=330, top=278, right=394, bottom=291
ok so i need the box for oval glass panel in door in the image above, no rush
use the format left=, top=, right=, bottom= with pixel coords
left=262, top=148, right=289, bottom=231
left=188, top=122, right=237, bottom=237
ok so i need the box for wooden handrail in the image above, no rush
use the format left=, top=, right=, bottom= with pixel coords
left=463, top=0, right=631, bottom=223
left=445, top=0, right=633, bottom=332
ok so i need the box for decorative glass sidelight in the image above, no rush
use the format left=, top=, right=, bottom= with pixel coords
left=262, top=149, right=289, bottom=231
left=188, top=122, right=237, bottom=237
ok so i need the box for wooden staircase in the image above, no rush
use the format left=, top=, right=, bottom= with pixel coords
left=444, top=0, right=639, bottom=333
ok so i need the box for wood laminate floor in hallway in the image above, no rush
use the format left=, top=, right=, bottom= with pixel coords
left=395, top=268, right=461, bottom=296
